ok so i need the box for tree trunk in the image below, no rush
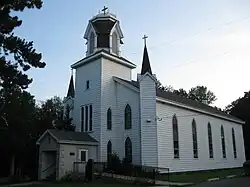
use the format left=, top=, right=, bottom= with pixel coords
left=9, top=154, right=15, bottom=176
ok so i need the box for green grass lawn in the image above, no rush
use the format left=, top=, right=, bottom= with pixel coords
left=24, top=182, right=134, bottom=187
left=159, top=167, right=244, bottom=183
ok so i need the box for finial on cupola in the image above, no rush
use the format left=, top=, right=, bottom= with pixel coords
left=141, top=35, right=152, bottom=75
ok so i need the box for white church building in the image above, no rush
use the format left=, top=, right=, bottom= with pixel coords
left=37, top=9, right=245, bottom=179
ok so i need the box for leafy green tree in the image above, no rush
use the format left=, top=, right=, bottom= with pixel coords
left=225, top=91, right=250, bottom=160
left=173, top=88, right=188, bottom=98
left=157, top=80, right=217, bottom=105
left=55, top=104, right=75, bottom=131
left=0, top=87, right=37, bottom=176
left=0, top=0, right=45, bottom=115
left=188, top=86, right=217, bottom=105
left=36, top=96, right=64, bottom=131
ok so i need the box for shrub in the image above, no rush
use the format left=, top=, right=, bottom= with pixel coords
left=107, top=153, right=121, bottom=173
left=121, top=157, right=133, bottom=175
left=243, top=160, right=250, bottom=176
left=59, top=171, right=83, bottom=181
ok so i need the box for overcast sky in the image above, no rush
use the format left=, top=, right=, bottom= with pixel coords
left=15, top=0, right=250, bottom=108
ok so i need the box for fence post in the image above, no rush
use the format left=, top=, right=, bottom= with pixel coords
left=153, top=169, right=156, bottom=185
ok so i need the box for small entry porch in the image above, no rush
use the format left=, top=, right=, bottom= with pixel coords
left=40, top=151, right=57, bottom=180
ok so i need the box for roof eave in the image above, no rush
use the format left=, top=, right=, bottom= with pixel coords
left=110, top=77, right=244, bottom=124
left=36, top=130, right=59, bottom=145
left=59, top=140, right=99, bottom=146
left=71, top=51, right=136, bottom=69
left=156, top=97, right=244, bottom=125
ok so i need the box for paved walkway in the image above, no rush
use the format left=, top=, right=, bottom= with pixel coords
left=193, top=177, right=250, bottom=187
left=102, top=172, right=193, bottom=186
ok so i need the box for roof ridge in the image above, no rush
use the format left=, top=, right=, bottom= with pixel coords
left=113, top=77, right=243, bottom=123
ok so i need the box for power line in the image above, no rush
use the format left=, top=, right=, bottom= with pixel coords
left=169, top=51, right=228, bottom=69
left=129, top=14, right=250, bottom=56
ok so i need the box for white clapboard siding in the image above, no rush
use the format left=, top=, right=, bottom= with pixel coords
left=73, top=58, right=102, bottom=157
left=139, top=75, right=158, bottom=167
left=156, top=101, right=245, bottom=172
left=100, top=57, right=139, bottom=163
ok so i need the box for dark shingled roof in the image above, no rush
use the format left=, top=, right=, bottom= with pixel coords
left=114, top=77, right=243, bottom=123
left=48, top=129, right=98, bottom=142
left=141, top=45, right=152, bottom=75
left=67, top=75, right=75, bottom=98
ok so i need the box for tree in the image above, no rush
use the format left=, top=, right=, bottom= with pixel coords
left=0, top=0, right=45, bottom=115
left=173, top=88, right=188, bottom=98
left=225, top=91, right=250, bottom=160
left=55, top=104, right=75, bottom=131
left=156, top=80, right=174, bottom=92
left=188, top=86, right=217, bottom=105
left=36, top=96, right=64, bottom=131
left=156, top=80, right=217, bottom=105
left=0, top=87, right=37, bottom=177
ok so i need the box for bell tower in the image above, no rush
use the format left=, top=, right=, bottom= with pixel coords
left=83, top=6, right=124, bottom=57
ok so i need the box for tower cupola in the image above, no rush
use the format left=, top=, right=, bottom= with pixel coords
left=84, top=7, right=124, bottom=57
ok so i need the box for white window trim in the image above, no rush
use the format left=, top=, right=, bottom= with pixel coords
left=78, top=149, right=88, bottom=162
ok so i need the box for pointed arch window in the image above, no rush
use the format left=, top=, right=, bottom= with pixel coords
left=89, top=32, right=95, bottom=54
left=173, top=115, right=179, bottom=158
left=125, top=137, right=132, bottom=163
left=107, top=108, right=112, bottom=130
left=125, top=104, right=132, bottom=129
left=192, top=119, right=198, bottom=158
left=232, top=128, right=237, bottom=158
left=221, top=125, right=226, bottom=158
left=208, top=123, right=213, bottom=158
left=107, top=140, right=112, bottom=162
left=112, top=32, right=118, bottom=55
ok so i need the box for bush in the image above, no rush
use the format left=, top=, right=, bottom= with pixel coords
left=59, top=171, right=83, bottom=181
left=8, top=175, right=23, bottom=183
left=243, top=160, right=250, bottom=176
left=107, top=153, right=121, bottom=173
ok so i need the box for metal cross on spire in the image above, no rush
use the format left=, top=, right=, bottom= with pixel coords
left=142, top=35, right=148, bottom=46
left=102, top=6, right=108, bottom=14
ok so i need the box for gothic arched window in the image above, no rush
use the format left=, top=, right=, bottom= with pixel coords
left=124, top=104, right=132, bottom=129
left=89, top=32, right=95, bottom=54
left=107, top=140, right=112, bottom=162
left=232, top=128, right=237, bottom=158
left=221, top=125, right=226, bottom=158
left=125, top=137, right=132, bottom=163
left=173, top=115, right=179, bottom=158
left=208, top=123, right=213, bottom=158
left=107, top=108, right=112, bottom=130
left=112, top=32, right=118, bottom=55
left=192, top=119, right=198, bottom=158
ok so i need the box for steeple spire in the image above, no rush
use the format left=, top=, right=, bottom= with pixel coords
left=67, top=73, right=75, bottom=98
left=141, top=35, right=152, bottom=75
